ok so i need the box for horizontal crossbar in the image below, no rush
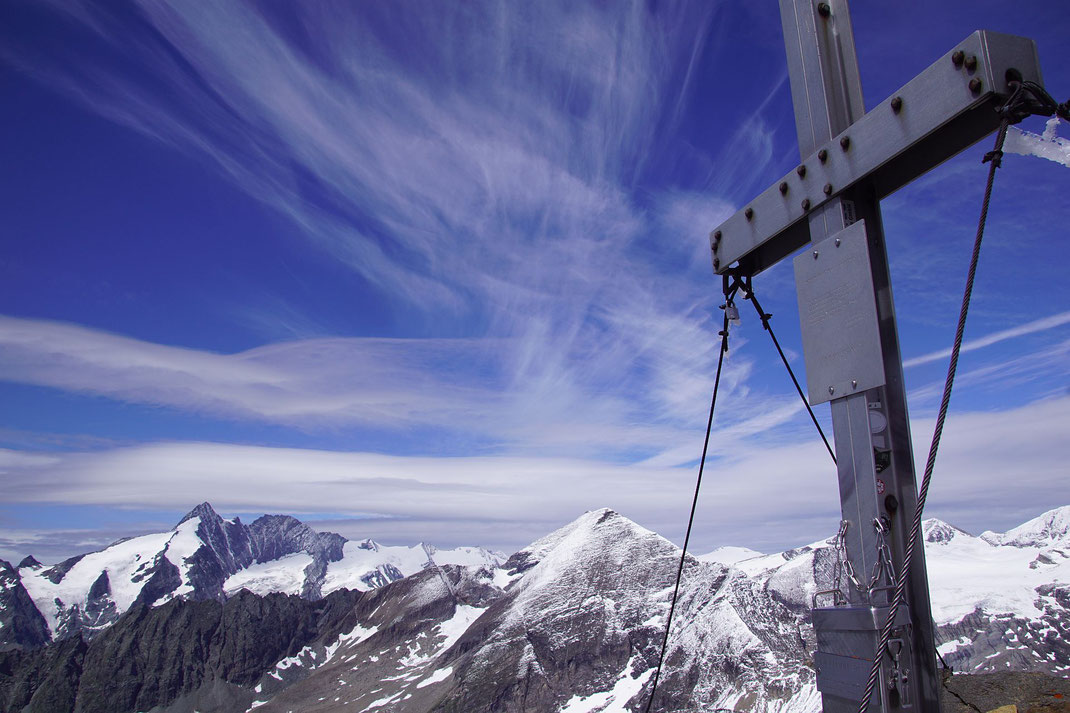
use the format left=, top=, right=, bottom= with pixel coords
left=710, top=30, right=1042, bottom=276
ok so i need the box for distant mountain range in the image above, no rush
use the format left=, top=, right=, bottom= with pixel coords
left=1, top=503, right=1067, bottom=712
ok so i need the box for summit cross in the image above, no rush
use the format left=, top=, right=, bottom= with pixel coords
left=708, top=2, right=1045, bottom=711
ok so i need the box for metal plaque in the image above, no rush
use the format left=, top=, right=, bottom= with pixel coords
left=794, top=221, right=885, bottom=405
left=815, top=651, right=873, bottom=701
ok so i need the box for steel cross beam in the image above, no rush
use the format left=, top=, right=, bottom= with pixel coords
left=707, top=3, right=1044, bottom=713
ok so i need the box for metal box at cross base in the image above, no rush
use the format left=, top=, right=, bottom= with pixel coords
left=813, top=606, right=913, bottom=712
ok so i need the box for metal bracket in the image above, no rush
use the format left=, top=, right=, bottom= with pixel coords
left=710, top=30, right=1042, bottom=276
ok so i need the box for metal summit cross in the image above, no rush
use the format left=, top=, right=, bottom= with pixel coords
left=709, top=2, right=1044, bottom=712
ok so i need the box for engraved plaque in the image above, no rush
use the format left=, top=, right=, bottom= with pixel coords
left=793, top=220, right=886, bottom=405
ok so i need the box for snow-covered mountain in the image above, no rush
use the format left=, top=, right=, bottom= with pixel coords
left=1, top=502, right=504, bottom=645
left=1, top=504, right=1068, bottom=713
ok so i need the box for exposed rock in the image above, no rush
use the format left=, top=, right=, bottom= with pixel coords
left=0, top=561, right=50, bottom=652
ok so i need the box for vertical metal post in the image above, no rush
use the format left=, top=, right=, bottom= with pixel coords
left=779, top=1, right=942, bottom=711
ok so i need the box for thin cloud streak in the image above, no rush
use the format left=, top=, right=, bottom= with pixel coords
left=903, top=310, right=1070, bottom=368
left=2, top=396, right=1066, bottom=557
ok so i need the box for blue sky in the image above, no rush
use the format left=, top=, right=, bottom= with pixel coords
left=1, top=0, right=1068, bottom=563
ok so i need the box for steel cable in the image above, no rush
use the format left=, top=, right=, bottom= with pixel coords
left=856, top=116, right=1011, bottom=713
left=744, top=288, right=837, bottom=465
left=643, top=308, right=731, bottom=713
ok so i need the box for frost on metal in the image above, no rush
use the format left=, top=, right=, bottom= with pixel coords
left=1005, top=117, right=1070, bottom=168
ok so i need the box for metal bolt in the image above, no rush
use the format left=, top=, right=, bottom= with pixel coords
left=952, top=50, right=965, bottom=68
left=817, top=2, right=831, bottom=18
left=823, top=182, right=833, bottom=196
left=779, top=181, right=789, bottom=195
left=797, top=165, right=807, bottom=178
left=852, top=379, right=858, bottom=389
left=745, top=207, right=754, bottom=221
left=713, top=230, right=722, bottom=242
left=964, top=54, right=977, bottom=72
left=969, top=78, right=983, bottom=94
left=714, top=258, right=720, bottom=269
left=890, top=96, right=903, bottom=113
left=818, top=148, right=828, bottom=163
left=840, top=136, right=850, bottom=151
left=834, top=238, right=841, bottom=247
left=828, top=385, right=835, bottom=395
left=801, top=198, right=811, bottom=211
left=813, top=250, right=819, bottom=259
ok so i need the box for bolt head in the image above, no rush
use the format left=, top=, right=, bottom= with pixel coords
left=952, top=50, right=965, bottom=68
left=818, top=148, right=828, bottom=163
left=890, top=96, right=903, bottom=113
left=823, top=182, right=833, bottom=196
left=779, top=181, right=789, bottom=195
left=713, top=230, right=722, bottom=242
left=969, top=77, right=983, bottom=94
left=828, top=385, right=835, bottom=395
left=813, top=250, right=819, bottom=259
left=801, top=198, right=811, bottom=211
left=852, top=380, right=858, bottom=388
left=964, top=54, right=978, bottom=71
left=797, top=165, right=807, bottom=178
left=714, top=258, right=720, bottom=269
left=840, top=136, right=850, bottom=151
left=744, top=207, right=754, bottom=221
left=834, top=238, right=841, bottom=247
left=817, top=2, right=831, bottom=18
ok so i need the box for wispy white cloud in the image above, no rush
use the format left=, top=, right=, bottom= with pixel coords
left=2, top=396, right=1065, bottom=557
left=903, top=310, right=1070, bottom=368
left=0, top=314, right=775, bottom=461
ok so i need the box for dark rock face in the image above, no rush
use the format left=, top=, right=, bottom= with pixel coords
left=41, top=555, right=84, bottom=585
left=0, top=588, right=364, bottom=713
left=178, top=503, right=256, bottom=600
left=16, top=557, right=41, bottom=570
left=248, top=514, right=346, bottom=599
left=0, top=561, right=50, bottom=652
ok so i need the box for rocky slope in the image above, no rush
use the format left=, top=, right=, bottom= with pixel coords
left=1, top=503, right=504, bottom=647
left=0, top=505, right=1067, bottom=713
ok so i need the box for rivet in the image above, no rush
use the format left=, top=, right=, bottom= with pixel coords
left=828, top=385, right=835, bottom=395
left=969, top=78, right=983, bottom=94
left=813, top=250, right=819, bottom=259
left=823, top=183, right=833, bottom=196
left=713, top=230, right=722, bottom=242
left=817, top=2, right=831, bottom=18
left=834, top=238, right=841, bottom=247
left=801, top=198, right=811, bottom=211
left=714, top=258, right=720, bottom=269
left=745, top=207, right=754, bottom=221
left=890, top=96, right=903, bottom=114
left=797, top=165, right=807, bottom=178
left=818, top=148, right=828, bottom=163
left=952, top=50, right=965, bottom=68
left=964, top=54, right=977, bottom=72
left=852, top=380, right=858, bottom=388
left=780, top=181, right=789, bottom=195
left=840, top=136, right=850, bottom=151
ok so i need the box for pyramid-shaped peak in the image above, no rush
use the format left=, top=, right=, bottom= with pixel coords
left=922, top=518, right=972, bottom=544
left=18, top=555, right=43, bottom=569
left=504, top=507, right=664, bottom=577
left=176, top=501, right=221, bottom=527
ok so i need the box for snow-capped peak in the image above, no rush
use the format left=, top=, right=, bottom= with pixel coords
left=698, top=546, right=763, bottom=565
left=922, top=518, right=972, bottom=544
left=986, top=505, right=1070, bottom=548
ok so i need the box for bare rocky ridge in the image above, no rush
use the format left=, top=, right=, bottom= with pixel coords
left=0, top=505, right=1067, bottom=712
